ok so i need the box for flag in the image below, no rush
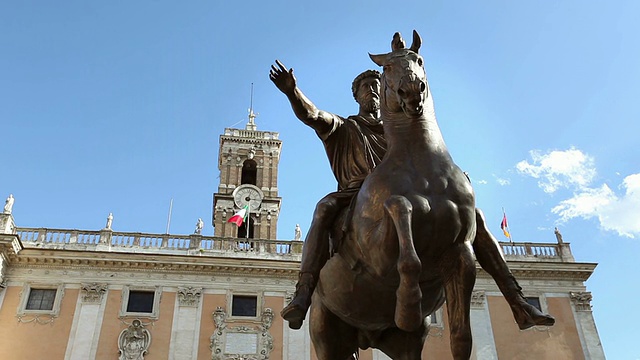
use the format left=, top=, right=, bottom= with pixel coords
left=228, top=205, right=249, bottom=227
left=500, top=213, right=511, bottom=239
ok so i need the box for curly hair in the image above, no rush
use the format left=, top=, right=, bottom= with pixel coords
left=351, top=70, right=381, bottom=100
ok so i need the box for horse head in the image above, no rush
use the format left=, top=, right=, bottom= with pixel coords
left=369, top=30, right=427, bottom=118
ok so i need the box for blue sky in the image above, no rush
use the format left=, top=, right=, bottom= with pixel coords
left=2, top=1, right=638, bottom=358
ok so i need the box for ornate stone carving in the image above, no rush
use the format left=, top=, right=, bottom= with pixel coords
left=210, top=307, right=275, bottom=360
left=471, top=291, right=486, bottom=309
left=178, top=286, right=202, bottom=307
left=118, top=319, right=151, bottom=360
left=81, top=283, right=107, bottom=303
left=570, top=291, right=593, bottom=311
left=211, top=307, right=227, bottom=360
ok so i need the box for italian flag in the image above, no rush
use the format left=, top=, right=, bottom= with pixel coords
left=228, top=205, right=249, bottom=227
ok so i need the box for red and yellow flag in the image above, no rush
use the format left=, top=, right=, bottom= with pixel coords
left=500, top=213, right=511, bottom=239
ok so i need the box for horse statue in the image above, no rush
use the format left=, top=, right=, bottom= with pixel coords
left=310, top=30, right=477, bottom=359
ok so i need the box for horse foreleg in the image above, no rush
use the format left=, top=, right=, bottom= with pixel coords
left=384, top=195, right=423, bottom=332
left=441, top=244, right=476, bottom=360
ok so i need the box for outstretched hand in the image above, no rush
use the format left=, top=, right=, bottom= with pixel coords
left=270, top=60, right=297, bottom=95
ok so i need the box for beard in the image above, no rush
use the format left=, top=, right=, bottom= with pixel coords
left=361, top=98, right=380, bottom=113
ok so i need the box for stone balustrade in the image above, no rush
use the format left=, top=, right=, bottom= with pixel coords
left=223, top=128, right=279, bottom=140
left=15, top=227, right=302, bottom=260
left=500, top=242, right=574, bottom=262
left=12, top=226, right=573, bottom=262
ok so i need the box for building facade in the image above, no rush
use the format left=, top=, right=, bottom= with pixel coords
left=0, top=118, right=605, bottom=359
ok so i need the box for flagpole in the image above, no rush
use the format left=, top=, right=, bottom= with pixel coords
left=246, top=204, right=250, bottom=240
left=166, top=198, right=173, bottom=234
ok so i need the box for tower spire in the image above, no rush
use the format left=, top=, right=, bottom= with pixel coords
left=246, top=83, right=258, bottom=131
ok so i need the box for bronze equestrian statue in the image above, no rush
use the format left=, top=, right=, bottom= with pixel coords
left=272, top=31, right=554, bottom=359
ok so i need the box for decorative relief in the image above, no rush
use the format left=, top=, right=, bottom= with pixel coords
left=118, top=319, right=151, bottom=360
left=17, top=313, right=57, bottom=325
left=284, top=291, right=294, bottom=304
left=210, top=307, right=274, bottom=360
left=470, top=291, right=486, bottom=309
left=178, top=286, right=202, bottom=307
left=570, top=291, right=593, bottom=311
left=81, top=283, right=107, bottom=303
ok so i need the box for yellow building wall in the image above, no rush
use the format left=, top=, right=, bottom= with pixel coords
left=198, top=293, right=226, bottom=359
left=489, top=295, right=584, bottom=360
left=95, top=289, right=176, bottom=359
left=0, top=286, right=78, bottom=360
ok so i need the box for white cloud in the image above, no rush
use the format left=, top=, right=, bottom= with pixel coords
left=516, top=147, right=596, bottom=193
left=552, top=175, right=640, bottom=238
left=477, top=180, right=488, bottom=185
left=496, top=177, right=510, bottom=186
left=517, top=148, right=640, bottom=239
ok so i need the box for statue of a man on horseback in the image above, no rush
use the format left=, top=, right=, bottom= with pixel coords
left=271, top=32, right=554, bottom=359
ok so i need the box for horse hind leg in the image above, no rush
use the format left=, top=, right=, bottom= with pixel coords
left=441, top=243, right=476, bottom=360
left=384, top=195, right=425, bottom=332
left=309, top=293, right=359, bottom=360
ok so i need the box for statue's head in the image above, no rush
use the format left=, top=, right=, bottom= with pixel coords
left=352, top=70, right=381, bottom=113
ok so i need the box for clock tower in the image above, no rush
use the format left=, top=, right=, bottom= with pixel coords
left=212, top=109, right=282, bottom=240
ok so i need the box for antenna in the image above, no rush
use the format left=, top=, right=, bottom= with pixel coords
left=246, top=83, right=258, bottom=130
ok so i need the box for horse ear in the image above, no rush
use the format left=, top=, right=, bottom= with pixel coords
left=409, top=30, right=422, bottom=53
left=369, top=53, right=386, bottom=67
left=391, top=32, right=406, bottom=51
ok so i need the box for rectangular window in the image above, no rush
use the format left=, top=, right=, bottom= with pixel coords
left=525, top=297, right=542, bottom=312
left=126, top=290, right=155, bottom=313
left=232, top=295, right=257, bottom=317
left=26, top=288, right=57, bottom=311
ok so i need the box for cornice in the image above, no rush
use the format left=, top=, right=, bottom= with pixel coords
left=5, top=240, right=596, bottom=283
left=11, top=248, right=300, bottom=279
left=220, top=136, right=282, bottom=147
left=476, top=261, right=597, bottom=282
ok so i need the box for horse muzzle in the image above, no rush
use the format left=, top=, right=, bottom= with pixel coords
left=397, top=76, right=426, bottom=117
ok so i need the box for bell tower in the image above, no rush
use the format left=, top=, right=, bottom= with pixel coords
left=212, top=108, right=282, bottom=240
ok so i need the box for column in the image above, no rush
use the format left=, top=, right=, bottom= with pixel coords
left=169, top=287, right=203, bottom=359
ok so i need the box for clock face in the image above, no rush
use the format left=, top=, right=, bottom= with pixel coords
left=233, top=185, right=263, bottom=211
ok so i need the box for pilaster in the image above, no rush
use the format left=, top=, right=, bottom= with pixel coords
left=570, top=292, right=606, bottom=359
left=469, top=291, right=498, bottom=360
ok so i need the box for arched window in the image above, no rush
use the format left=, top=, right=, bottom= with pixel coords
left=241, top=160, right=257, bottom=185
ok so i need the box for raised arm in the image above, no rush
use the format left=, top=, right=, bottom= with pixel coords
left=270, top=60, right=334, bottom=134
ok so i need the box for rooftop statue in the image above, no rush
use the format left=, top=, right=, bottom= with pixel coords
left=3, top=194, right=14, bottom=214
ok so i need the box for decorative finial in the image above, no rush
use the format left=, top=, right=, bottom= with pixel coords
left=246, top=83, right=258, bottom=131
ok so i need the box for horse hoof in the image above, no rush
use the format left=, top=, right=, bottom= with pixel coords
left=516, top=303, right=556, bottom=330
left=281, top=304, right=306, bottom=330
